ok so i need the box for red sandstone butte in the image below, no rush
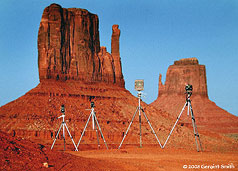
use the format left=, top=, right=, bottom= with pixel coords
left=0, top=3, right=171, bottom=149
left=158, top=57, right=207, bottom=97
left=152, top=58, right=238, bottom=134
left=38, top=3, right=124, bottom=87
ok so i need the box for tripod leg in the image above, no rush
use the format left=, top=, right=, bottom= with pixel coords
left=51, top=123, right=63, bottom=150
left=139, top=109, right=142, bottom=148
left=187, top=101, right=190, bottom=116
left=163, top=102, right=187, bottom=148
left=92, top=110, right=95, bottom=130
left=141, top=108, right=163, bottom=148
left=65, top=124, right=79, bottom=151
left=94, top=114, right=108, bottom=149
left=63, top=123, right=66, bottom=151
left=189, top=102, right=203, bottom=152
left=94, top=115, right=100, bottom=148
left=76, top=111, right=93, bottom=148
left=118, top=107, right=139, bottom=149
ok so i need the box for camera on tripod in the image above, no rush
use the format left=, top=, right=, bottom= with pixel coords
left=135, top=79, right=144, bottom=91
left=185, top=84, right=193, bottom=95
left=91, top=102, right=95, bottom=108
left=61, top=105, right=65, bottom=113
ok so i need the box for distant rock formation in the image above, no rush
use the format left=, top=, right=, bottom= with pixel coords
left=158, top=58, right=208, bottom=97
left=38, top=4, right=124, bottom=87
left=152, top=58, right=238, bottom=134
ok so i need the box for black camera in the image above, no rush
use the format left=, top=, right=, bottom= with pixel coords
left=185, top=84, right=193, bottom=92
left=91, top=102, right=95, bottom=108
left=185, top=84, right=193, bottom=95
left=61, top=104, right=65, bottom=113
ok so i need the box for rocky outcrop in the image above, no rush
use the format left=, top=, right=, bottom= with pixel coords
left=158, top=57, right=208, bottom=97
left=38, top=4, right=124, bottom=87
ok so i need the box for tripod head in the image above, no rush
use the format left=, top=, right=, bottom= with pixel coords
left=85, top=101, right=95, bottom=112
left=58, top=105, right=66, bottom=120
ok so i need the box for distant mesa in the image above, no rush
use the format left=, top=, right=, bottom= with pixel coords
left=38, top=3, right=124, bottom=87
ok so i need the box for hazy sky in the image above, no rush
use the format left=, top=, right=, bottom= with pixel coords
left=0, top=0, right=237, bottom=116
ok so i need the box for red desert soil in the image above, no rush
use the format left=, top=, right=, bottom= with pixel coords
left=0, top=131, right=125, bottom=171
left=1, top=131, right=237, bottom=171
left=68, top=147, right=238, bottom=171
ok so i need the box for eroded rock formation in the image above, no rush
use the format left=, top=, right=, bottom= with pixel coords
left=158, top=58, right=208, bottom=97
left=111, top=25, right=124, bottom=85
left=38, top=4, right=124, bottom=87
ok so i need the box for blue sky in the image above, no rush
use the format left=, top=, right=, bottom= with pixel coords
left=0, top=0, right=237, bottom=116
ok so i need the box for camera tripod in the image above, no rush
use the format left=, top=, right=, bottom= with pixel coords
left=162, top=93, right=203, bottom=152
left=118, top=91, right=163, bottom=149
left=51, top=106, right=78, bottom=151
left=76, top=102, right=108, bottom=149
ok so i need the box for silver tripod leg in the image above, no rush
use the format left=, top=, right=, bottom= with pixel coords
left=94, top=114, right=108, bottom=149
left=189, top=102, right=203, bottom=152
left=76, top=111, right=93, bottom=148
left=63, top=123, right=66, bottom=151
left=162, top=102, right=187, bottom=148
left=51, top=123, right=63, bottom=150
left=65, top=124, right=78, bottom=151
left=118, top=107, right=139, bottom=149
left=139, top=109, right=142, bottom=148
left=94, top=115, right=100, bottom=148
left=141, top=108, right=163, bottom=148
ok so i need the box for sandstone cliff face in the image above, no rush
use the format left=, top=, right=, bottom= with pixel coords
left=38, top=4, right=124, bottom=87
left=159, top=58, right=208, bottom=97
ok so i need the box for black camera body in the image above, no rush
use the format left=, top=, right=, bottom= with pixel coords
left=185, top=84, right=193, bottom=92
left=185, top=84, right=193, bottom=96
left=91, top=102, right=95, bottom=108
left=61, top=105, right=65, bottom=113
